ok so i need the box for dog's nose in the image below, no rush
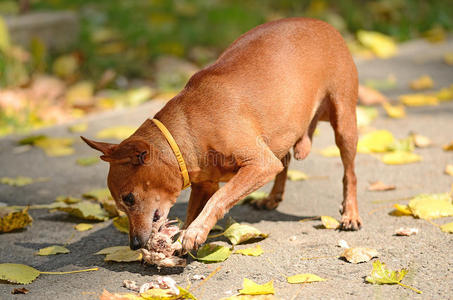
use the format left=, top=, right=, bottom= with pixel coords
left=130, top=235, right=143, bottom=250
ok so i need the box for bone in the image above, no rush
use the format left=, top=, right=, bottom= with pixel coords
left=140, top=219, right=186, bottom=268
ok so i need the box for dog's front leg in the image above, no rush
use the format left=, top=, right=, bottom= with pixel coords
left=180, top=148, right=283, bottom=251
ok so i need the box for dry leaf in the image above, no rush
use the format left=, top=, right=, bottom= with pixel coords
left=321, top=216, right=340, bottom=229
left=356, top=31, right=397, bottom=58
left=410, top=75, right=434, bottom=90
left=239, top=191, right=268, bottom=205
left=196, top=244, right=231, bottom=263
left=341, top=247, right=379, bottom=263
left=444, top=52, right=453, bottom=65
left=395, top=228, right=418, bottom=236
left=68, top=123, right=88, bottom=133
left=357, top=130, right=395, bottom=153
left=287, top=170, right=308, bottom=181
left=36, top=245, right=70, bottom=256
left=436, top=87, right=453, bottom=102
left=390, top=204, right=412, bottom=216
left=399, top=94, right=438, bottom=106
left=96, top=126, right=136, bottom=140
left=0, top=207, right=33, bottom=233
left=356, top=106, right=378, bottom=127
left=55, top=201, right=109, bottom=221
left=382, top=103, right=406, bottom=119
left=56, top=195, right=81, bottom=204
left=368, top=181, right=396, bottom=191
left=364, top=75, right=397, bottom=91
left=287, top=273, right=326, bottom=284
left=34, top=137, right=75, bottom=157
left=100, top=290, right=142, bottom=300
left=358, top=85, right=389, bottom=105
left=0, top=264, right=40, bottom=284
left=239, top=278, right=275, bottom=296
left=113, top=215, right=129, bottom=234
left=224, top=222, right=268, bottom=245
left=65, top=81, right=94, bottom=106
left=0, top=176, right=34, bottom=186
left=74, top=223, right=94, bottom=231
left=381, top=152, right=422, bottom=165
left=445, top=165, right=453, bottom=176
left=443, top=141, right=453, bottom=151
left=11, top=287, right=29, bottom=294
left=76, top=157, right=100, bottom=166
left=95, top=246, right=130, bottom=255
left=408, top=193, right=453, bottom=219
left=320, top=145, right=340, bottom=157
left=410, top=133, right=432, bottom=148
left=102, top=247, right=142, bottom=262
left=440, top=222, right=453, bottom=233
left=234, top=245, right=263, bottom=257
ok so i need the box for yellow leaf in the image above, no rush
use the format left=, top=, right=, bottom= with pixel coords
left=74, top=223, right=93, bottom=231
left=196, top=244, right=232, bottom=262
left=95, top=246, right=130, bottom=255
left=35, top=245, right=70, bottom=256
left=320, top=145, right=340, bottom=157
left=140, top=288, right=175, bottom=299
left=113, top=215, right=129, bottom=234
left=382, top=103, right=406, bottom=119
left=96, top=126, right=136, bottom=140
left=0, top=16, right=11, bottom=52
left=356, top=106, right=378, bottom=127
left=55, top=201, right=109, bottom=221
left=436, top=87, right=453, bottom=101
left=410, top=75, right=434, bottom=90
left=445, top=165, right=453, bottom=176
left=52, top=54, right=78, bottom=79
left=34, top=137, right=75, bottom=157
left=0, top=264, right=40, bottom=284
left=104, top=248, right=142, bottom=262
left=76, top=156, right=100, bottom=166
left=224, top=222, right=268, bottom=245
left=287, top=273, right=326, bottom=284
left=444, top=52, right=453, bottom=66
left=440, top=222, right=453, bottom=233
left=83, top=188, right=112, bottom=201
left=410, top=133, right=432, bottom=148
left=341, top=247, right=379, bottom=264
left=357, top=30, right=397, bottom=59
left=357, top=130, right=395, bottom=153
left=423, top=26, right=446, bottom=43
left=443, top=141, right=453, bottom=151
left=287, top=170, right=308, bottom=181
left=234, top=245, right=264, bottom=256
left=0, top=207, right=33, bottom=232
left=408, top=193, right=453, bottom=219
left=56, top=195, right=82, bottom=204
left=399, top=94, right=438, bottom=106
left=239, top=278, right=275, bottom=295
left=68, top=123, right=88, bottom=133
left=381, top=152, right=422, bottom=165
left=0, top=176, right=34, bottom=186
left=321, top=216, right=340, bottom=229
left=100, top=290, right=143, bottom=300
left=390, top=204, right=412, bottom=216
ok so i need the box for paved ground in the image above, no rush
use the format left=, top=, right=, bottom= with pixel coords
left=1, top=38, right=452, bottom=299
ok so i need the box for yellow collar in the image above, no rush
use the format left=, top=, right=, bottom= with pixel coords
left=151, top=118, right=191, bottom=190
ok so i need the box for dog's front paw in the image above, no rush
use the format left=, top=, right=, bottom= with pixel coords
left=180, top=225, right=208, bottom=252
left=340, top=213, right=362, bottom=231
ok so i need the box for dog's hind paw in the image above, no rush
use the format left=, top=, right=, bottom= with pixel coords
left=251, top=194, right=282, bottom=210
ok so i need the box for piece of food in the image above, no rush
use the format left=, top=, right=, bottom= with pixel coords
left=140, top=219, right=186, bottom=268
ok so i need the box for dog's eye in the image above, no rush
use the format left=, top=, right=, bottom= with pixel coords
left=122, top=193, right=135, bottom=206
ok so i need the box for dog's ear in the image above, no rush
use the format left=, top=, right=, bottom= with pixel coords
left=102, top=137, right=151, bottom=165
left=80, top=136, right=118, bottom=162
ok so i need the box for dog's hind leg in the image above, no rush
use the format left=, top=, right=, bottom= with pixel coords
left=252, top=152, right=290, bottom=210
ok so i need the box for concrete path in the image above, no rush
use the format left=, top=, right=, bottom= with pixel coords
left=1, top=38, right=452, bottom=299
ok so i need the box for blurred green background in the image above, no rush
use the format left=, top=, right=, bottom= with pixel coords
left=0, top=0, right=452, bottom=136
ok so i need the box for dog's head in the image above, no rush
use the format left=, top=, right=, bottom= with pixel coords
left=81, top=136, right=181, bottom=250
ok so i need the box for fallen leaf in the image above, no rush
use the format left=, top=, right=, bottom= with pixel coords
left=358, top=85, right=389, bottom=105
left=287, top=170, right=308, bottom=181
left=364, top=75, right=397, bottom=91
left=76, top=156, right=100, bottom=166
left=399, top=94, right=438, bottom=106
left=390, top=204, right=412, bottom=216
left=222, top=296, right=278, bottom=300
left=95, top=246, right=130, bottom=255
left=320, top=145, right=340, bottom=157
left=103, top=247, right=142, bottom=262
left=357, top=130, right=395, bottom=153
left=55, top=201, right=109, bottom=221
left=443, top=141, right=453, bottom=151
left=366, top=260, right=422, bottom=294
left=410, top=75, right=434, bottom=90
left=368, top=181, right=396, bottom=191
left=423, top=26, right=446, bottom=43
left=445, top=165, right=453, bottom=176
left=0, top=207, right=33, bottom=233
left=382, top=103, right=406, bottom=119
left=395, top=228, right=418, bottom=236
left=74, top=223, right=94, bottom=231
left=408, top=193, right=453, bottom=219
left=96, top=126, right=136, bottom=140
left=68, top=123, right=88, bottom=133
left=440, top=222, right=453, bottom=233
left=388, top=137, right=414, bottom=153
left=35, top=245, right=70, bottom=256
left=113, top=215, right=129, bottom=234
left=11, top=287, right=29, bottom=294
left=341, top=247, right=378, bottom=263
left=52, top=54, right=78, bottom=79
left=410, top=133, right=432, bottom=148
left=356, top=106, right=378, bottom=127
left=224, top=222, right=268, bottom=245
left=18, top=135, right=47, bottom=145
left=140, top=289, right=175, bottom=299
left=357, top=30, right=397, bottom=58
left=234, top=245, right=263, bottom=256
left=56, top=195, right=82, bottom=204
left=100, top=290, right=142, bottom=300
left=0, top=176, right=34, bottom=186
left=239, top=191, right=268, bottom=205
left=196, top=244, right=231, bottom=262
left=287, top=273, right=326, bottom=284
left=444, top=52, right=453, bottom=65
left=321, top=216, right=340, bottom=229
left=34, top=137, right=75, bottom=157
left=0, top=264, right=40, bottom=284
left=65, top=81, right=94, bottom=106
left=381, top=151, right=422, bottom=165
left=239, top=278, right=275, bottom=295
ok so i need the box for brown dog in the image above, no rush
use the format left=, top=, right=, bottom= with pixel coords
left=82, top=18, right=361, bottom=252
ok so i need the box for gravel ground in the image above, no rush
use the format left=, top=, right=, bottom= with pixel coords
left=0, top=38, right=452, bottom=299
